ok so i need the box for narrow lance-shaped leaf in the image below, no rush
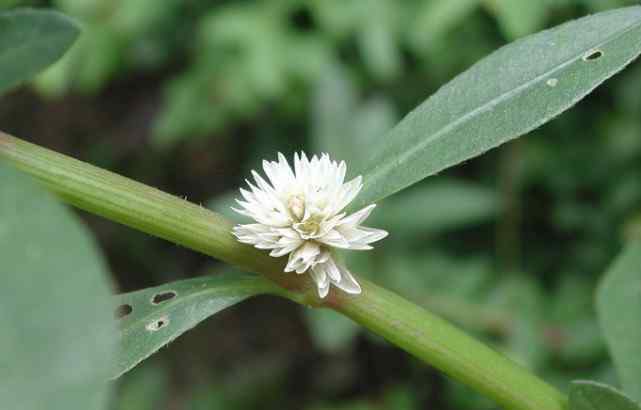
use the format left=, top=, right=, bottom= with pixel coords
left=353, top=6, right=641, bottom=209
left=0, top=9, right=79, bottom=94
left=569, top=381, right=641, bottom=410
left=0, top=164, right=114, bottom=410
left=112, top=272, right=283, bottom=379
left=596, top=240, right=641, bottom=402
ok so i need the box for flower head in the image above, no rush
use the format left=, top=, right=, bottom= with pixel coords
left=232, top=152, right=388, bottom=298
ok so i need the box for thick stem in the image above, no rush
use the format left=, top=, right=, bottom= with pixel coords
left=328, top=280, right=567, bottom=410
left=0, top=132, right=567, bottom=410
left=0, top=132, right=314, bottom=300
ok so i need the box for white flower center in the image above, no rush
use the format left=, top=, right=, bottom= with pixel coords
left=293, top=216, right=323, bottom=239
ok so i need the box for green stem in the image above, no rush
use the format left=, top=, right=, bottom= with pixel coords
left=0, top=132, right=313, bottom=299
left=329, top=281, right=567, bottom=410
left=0, top=132, right=567, bottom=410
left=422, top=294, right=512, bottom=335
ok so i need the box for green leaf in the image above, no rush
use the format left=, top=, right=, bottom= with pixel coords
left=0, top=8, right=79, bottom=94
left=596, top=240, right=641, bottom=402
left=112, top=272, right=281, bottom=378
left=354, top=6, right=641, bottom=209
left=569, top=381, right=641, bottom=410
left=0, top=164, right=114, bottom=410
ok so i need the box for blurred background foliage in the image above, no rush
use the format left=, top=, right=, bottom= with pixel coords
left=1, top=0, right=641, bottom=409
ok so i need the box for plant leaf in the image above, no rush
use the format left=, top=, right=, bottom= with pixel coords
left=353, top=6, right=641, bottom=209
left=0, top=8, right=79, bottom=94
left=569, top=381, right=641, bottom=410
left=596, top=240, right=641, bottom=402
left=0, top=164, right=114, bottom=410
left=112, top=272, right=281, bottom=379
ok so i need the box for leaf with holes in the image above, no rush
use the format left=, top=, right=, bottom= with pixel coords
left=0, top=8, right=79, bottom=94
left=351, top=6, right=641, bottom=209
left=596, top=240, right=641, bottom=402
left=0, top=164, right=114, bottom=410
left=112, top=272, right=282, bottom=378
left=569, top=381, right=641, bottom=410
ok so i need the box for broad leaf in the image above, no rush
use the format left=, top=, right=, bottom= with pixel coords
left=353, top=6, right=641, bottom=209
left=112, top=273, right=280, bottom=378
left=596, top=240, right=641, bottom=402
left=0, top=164, right=114, bottom=410
left=0, top=8, right=79, bottom=94
left=569, top=381, right=641, bottom=410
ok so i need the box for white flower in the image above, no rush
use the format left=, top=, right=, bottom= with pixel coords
left=232, top=152, right=388, bottom=298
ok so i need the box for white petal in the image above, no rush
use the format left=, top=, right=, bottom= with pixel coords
left=332, top=263, right=361, bottom=295
left=336, top=161, right=346, bottom=186
left=294, top=152, right=310, bottom=181
left=317, top=212, right=346, bottom=236
left=277, top=152, right=295, bottom=180
left=285, top=241, right=321, bottom=273
left=251, top=170, right=275, bottom=194
left=315, top=272, right=330, bottom=298
left=310, top=264, right=329, bottom=290
left=269, top=240, right=303, bottom=257
left=340, top=204, right=377, bottom=227
left=332, top=176, right=363, bottom=214
left=359, top=227, right=389, bottom=243
left=322, top=256, right=341, bottom=281
left=317, top=229, right=351, bottom=248
left=316, top=249, right=331, bottom=265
